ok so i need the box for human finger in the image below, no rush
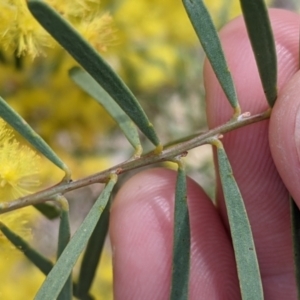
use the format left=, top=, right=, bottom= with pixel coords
left=204, top=9, right=299, bottom=299
left=109, top=168, right=240, bottom=299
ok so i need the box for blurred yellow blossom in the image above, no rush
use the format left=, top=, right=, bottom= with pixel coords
left=90, top=248, right=113, bottom=300
left=101, top=0, right=271, bottom=91
left=0, top=207, right=44, bottom=300
left=0, top=208, right=36, bottom=251
left=0, top=254, right=45, bottom=300
left=0, top=0, right=53, bottom=58
left=0, top=119, right=40, bottom=202
left=0, top=118, right=41, bottom=298
left=100, top=0, right=244, bottom=92
left=0, top=0, right=115, bottom=58
left=78, top=12, right=116, bottom=52
left=106, top=0, right=199, bottom=91
left=47, top=0, right=102, bottom=19
left=0, top=0, right=117, bottom=155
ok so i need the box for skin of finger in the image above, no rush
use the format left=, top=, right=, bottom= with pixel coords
left=204, top=9, right=299, bottom=299
left=269, top=71, right=300, bottom=206
left=109, top=168, right=240, bottom=300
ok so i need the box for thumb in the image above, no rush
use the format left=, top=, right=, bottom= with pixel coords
left=269, top=70, right=300, bottom=207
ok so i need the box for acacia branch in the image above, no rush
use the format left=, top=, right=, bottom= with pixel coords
left=0, top=110, right=270, bottom=213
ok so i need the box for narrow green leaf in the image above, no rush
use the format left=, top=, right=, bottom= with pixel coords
left=0, top=96, right=71, bottom=179
left=290, top=197, right=300, bottom=299
left=214, top=140, right=263, bottom=300
left=170, top=160, right=190, bottom=300
left=56, top=197, right=72, bottom=300
left=34, top=203, right=61, bottom=220
left=239, top=0, right=277, bottom=107
left=0, top=222, right=53, bottom=274
left=28, top=0, right=161, bottom=149
left=182, top=0, right=240, bottom=115
left=56, top=198, right=71, bottom=258
left=69, top=67, right=142, bottom=155
left=34, top=175, right=117, bottom=300
left=76, top=199, right=110, bottom=298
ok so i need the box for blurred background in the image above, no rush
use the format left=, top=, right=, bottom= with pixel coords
left=0, top=0, right=298, bottom=299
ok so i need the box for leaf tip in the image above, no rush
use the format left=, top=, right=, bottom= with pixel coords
left=62, top=165, right=72, bottom=181
left=232, top=105, right=242, bottom=120
left=133, top=145, right=143, bottom=158
left=154, top=144, right=163, bottom=155
left=209, top=138, right=223, bottom=149
left=109, top=173, right=118, bottom=183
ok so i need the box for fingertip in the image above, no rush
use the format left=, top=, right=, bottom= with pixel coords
left=109, top=168, right=240, bottom=300
left=203, top=9, right=298, bottom=298
left=109, top=169, right=173, bottom=300
left=269, top=70, right=300, bottom=206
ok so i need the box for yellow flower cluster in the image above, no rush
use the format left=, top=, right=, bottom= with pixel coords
left=0, top=0, right=52, bottom=58
left=0, top=0, right=117, bottom=155
left=0, top=119, right=40, bottom=271
left=0, top=205, right=44, bottom=299
left=0, top=119, right=43, bottom=298
left=0, top=253, right=45, bottom=300
left=101, top=0, right=245, bottom=92
left=0, top=119, right=40, bottom=202
left=0, top=0, right=115, bottom=58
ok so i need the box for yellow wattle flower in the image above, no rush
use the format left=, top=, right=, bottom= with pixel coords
left=0, top=0, right=115, bottom=58
left=0, top=119, right=40, bottom=202
left=0, top=0, right=53, bottom=58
